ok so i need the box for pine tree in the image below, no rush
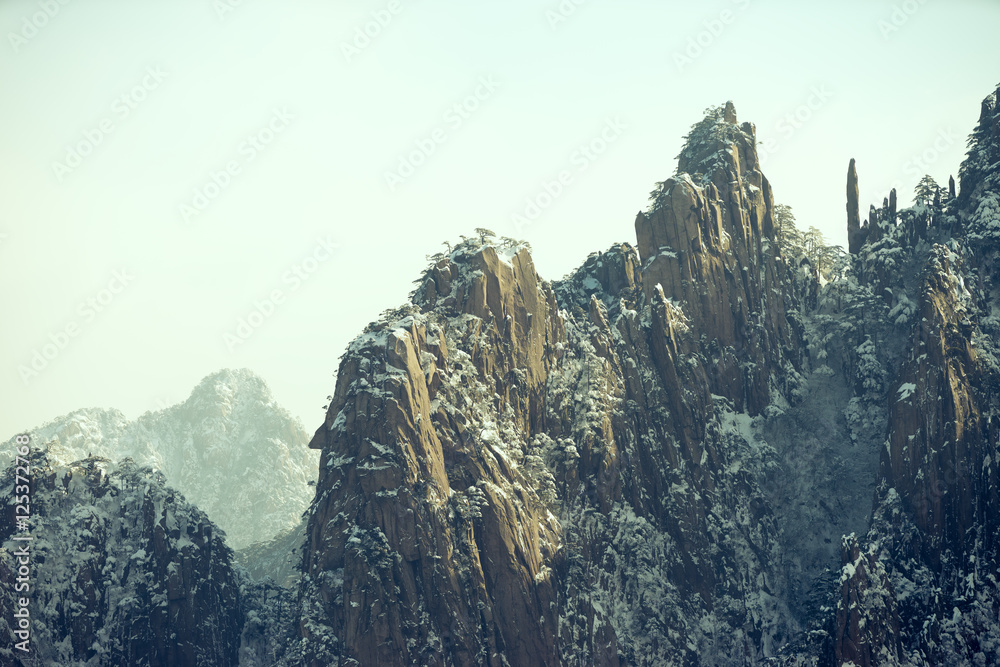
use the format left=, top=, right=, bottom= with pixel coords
left=773, top=203, right=843, bottom=278
left=774, top=204, right=804, bottom=258
left=913, top=174, right=939, bottom=207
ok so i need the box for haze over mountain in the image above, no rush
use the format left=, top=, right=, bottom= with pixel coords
left=2, top=368, right=318, bottom=550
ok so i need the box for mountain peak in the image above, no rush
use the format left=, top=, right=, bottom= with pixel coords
left=189, top=367, right=272, bottom=402
left=671, top=101, right=759, bottom=184
left=6, top=368, right=316, bottom=550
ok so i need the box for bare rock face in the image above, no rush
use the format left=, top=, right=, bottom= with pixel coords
left=293, top=104, right=805, bottom=667
left=295, top=244, right=564, bottom=666
left=831, top=535, right=902, bottom=666
left=636, top=104, right=798, bottom=413
left=289, top=89, right=1000, bottom=665
left=847, top=158, right=866, bottom=254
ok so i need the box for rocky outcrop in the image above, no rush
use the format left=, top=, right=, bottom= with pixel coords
left=827, top=83, right=1000, bottom=664
left=287, top=89, right=1000, bottom=666
left=880, top=246, right=992, bottom=568
left=292, top=102, right=805, bottom=666
left=831, top=534, right=902, bottom=667
left=294, top=244, right=565, bottom=666
left=636, top=102, right=799, bottom=413
left=847, top=158, right=865, bottom=254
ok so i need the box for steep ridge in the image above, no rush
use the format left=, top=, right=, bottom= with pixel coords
left=289, top=103, right=813, bottom=665
left=825, top=83, right=1000, bottom=665
left=639, top=101, right=799, bottom=413
left=295, top=244, right=566, bottom=666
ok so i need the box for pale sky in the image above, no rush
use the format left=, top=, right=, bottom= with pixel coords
left=2, top=0, right=998, bottom=440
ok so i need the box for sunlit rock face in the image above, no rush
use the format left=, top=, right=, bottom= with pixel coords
left=636, top=102, right=799, bottom=414
left=20, top=88, right=1000, bottom=665
left=292, top=104, right=812, bottom=666
left=290, top=90, right=1000, bottom=665
left=296, top=244, right=565, bottom=666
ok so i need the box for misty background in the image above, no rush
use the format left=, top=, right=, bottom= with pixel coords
left=2, top=0, right=998, bottom=439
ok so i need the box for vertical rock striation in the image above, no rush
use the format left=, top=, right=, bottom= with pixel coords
left=636, top=101, right=799, bottom=413
left=828, top=82, right=1000, bottom=664
left=293, top=102, right=806, bottom=666
left=296, top=245, right=565, bottom=666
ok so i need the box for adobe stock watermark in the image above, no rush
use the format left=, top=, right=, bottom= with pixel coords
left=341, top=0, right=407, bottom=63
left=757, top=85, right=834, bottom=167
left=383, top=76, right=499, bottom=192
left=673, top=0, right=751, bottom=73
left=878, top=0, right=930, bottom=39
left=179, top=108, right=294, bottom=224
left=901, top=127, right=958, bottom=180
left=149, top=396, right=175, bottom=411
left=8, top=0, right=72, bottom=53
left=511, top=117, right=627, bottom=235
left=545, top=0, right=587, bottom=30
left=51, top=66, right=168, bottom=183
left=18, top=269, right=135, bottom=385
left=213, top=0, right=249, bottom=20
left=10, top=433, right=33, bottom=654
left=224, top=235, right=339, bottom=351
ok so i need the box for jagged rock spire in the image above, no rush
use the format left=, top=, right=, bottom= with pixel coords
left=723, top=100, right=737, bottom=124
left=634, top=101, right=795, bottom=413
left=847, top=158, right=864, bottom=254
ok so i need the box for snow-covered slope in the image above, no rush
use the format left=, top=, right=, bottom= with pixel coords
left=2, top=369, right=319, bottom=550
left=0, top=452, right=247, bottom=666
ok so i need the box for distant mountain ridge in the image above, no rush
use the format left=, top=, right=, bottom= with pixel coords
left=3, top=368, right=318, bottom=550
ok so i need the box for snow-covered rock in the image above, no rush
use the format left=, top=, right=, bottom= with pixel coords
left=3, top=369, right=319, bottom=550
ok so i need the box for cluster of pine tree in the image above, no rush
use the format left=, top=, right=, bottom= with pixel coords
left=772, top=203, right=844, bottom=279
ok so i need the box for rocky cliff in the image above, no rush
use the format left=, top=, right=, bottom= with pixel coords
left=825, top=83, right=1000, bottom=665
left=286, top=88, right=1000, bottom=666
left=7, top=86, right=1000, bottom=665
left=287, top=103, right=814, bottom=666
